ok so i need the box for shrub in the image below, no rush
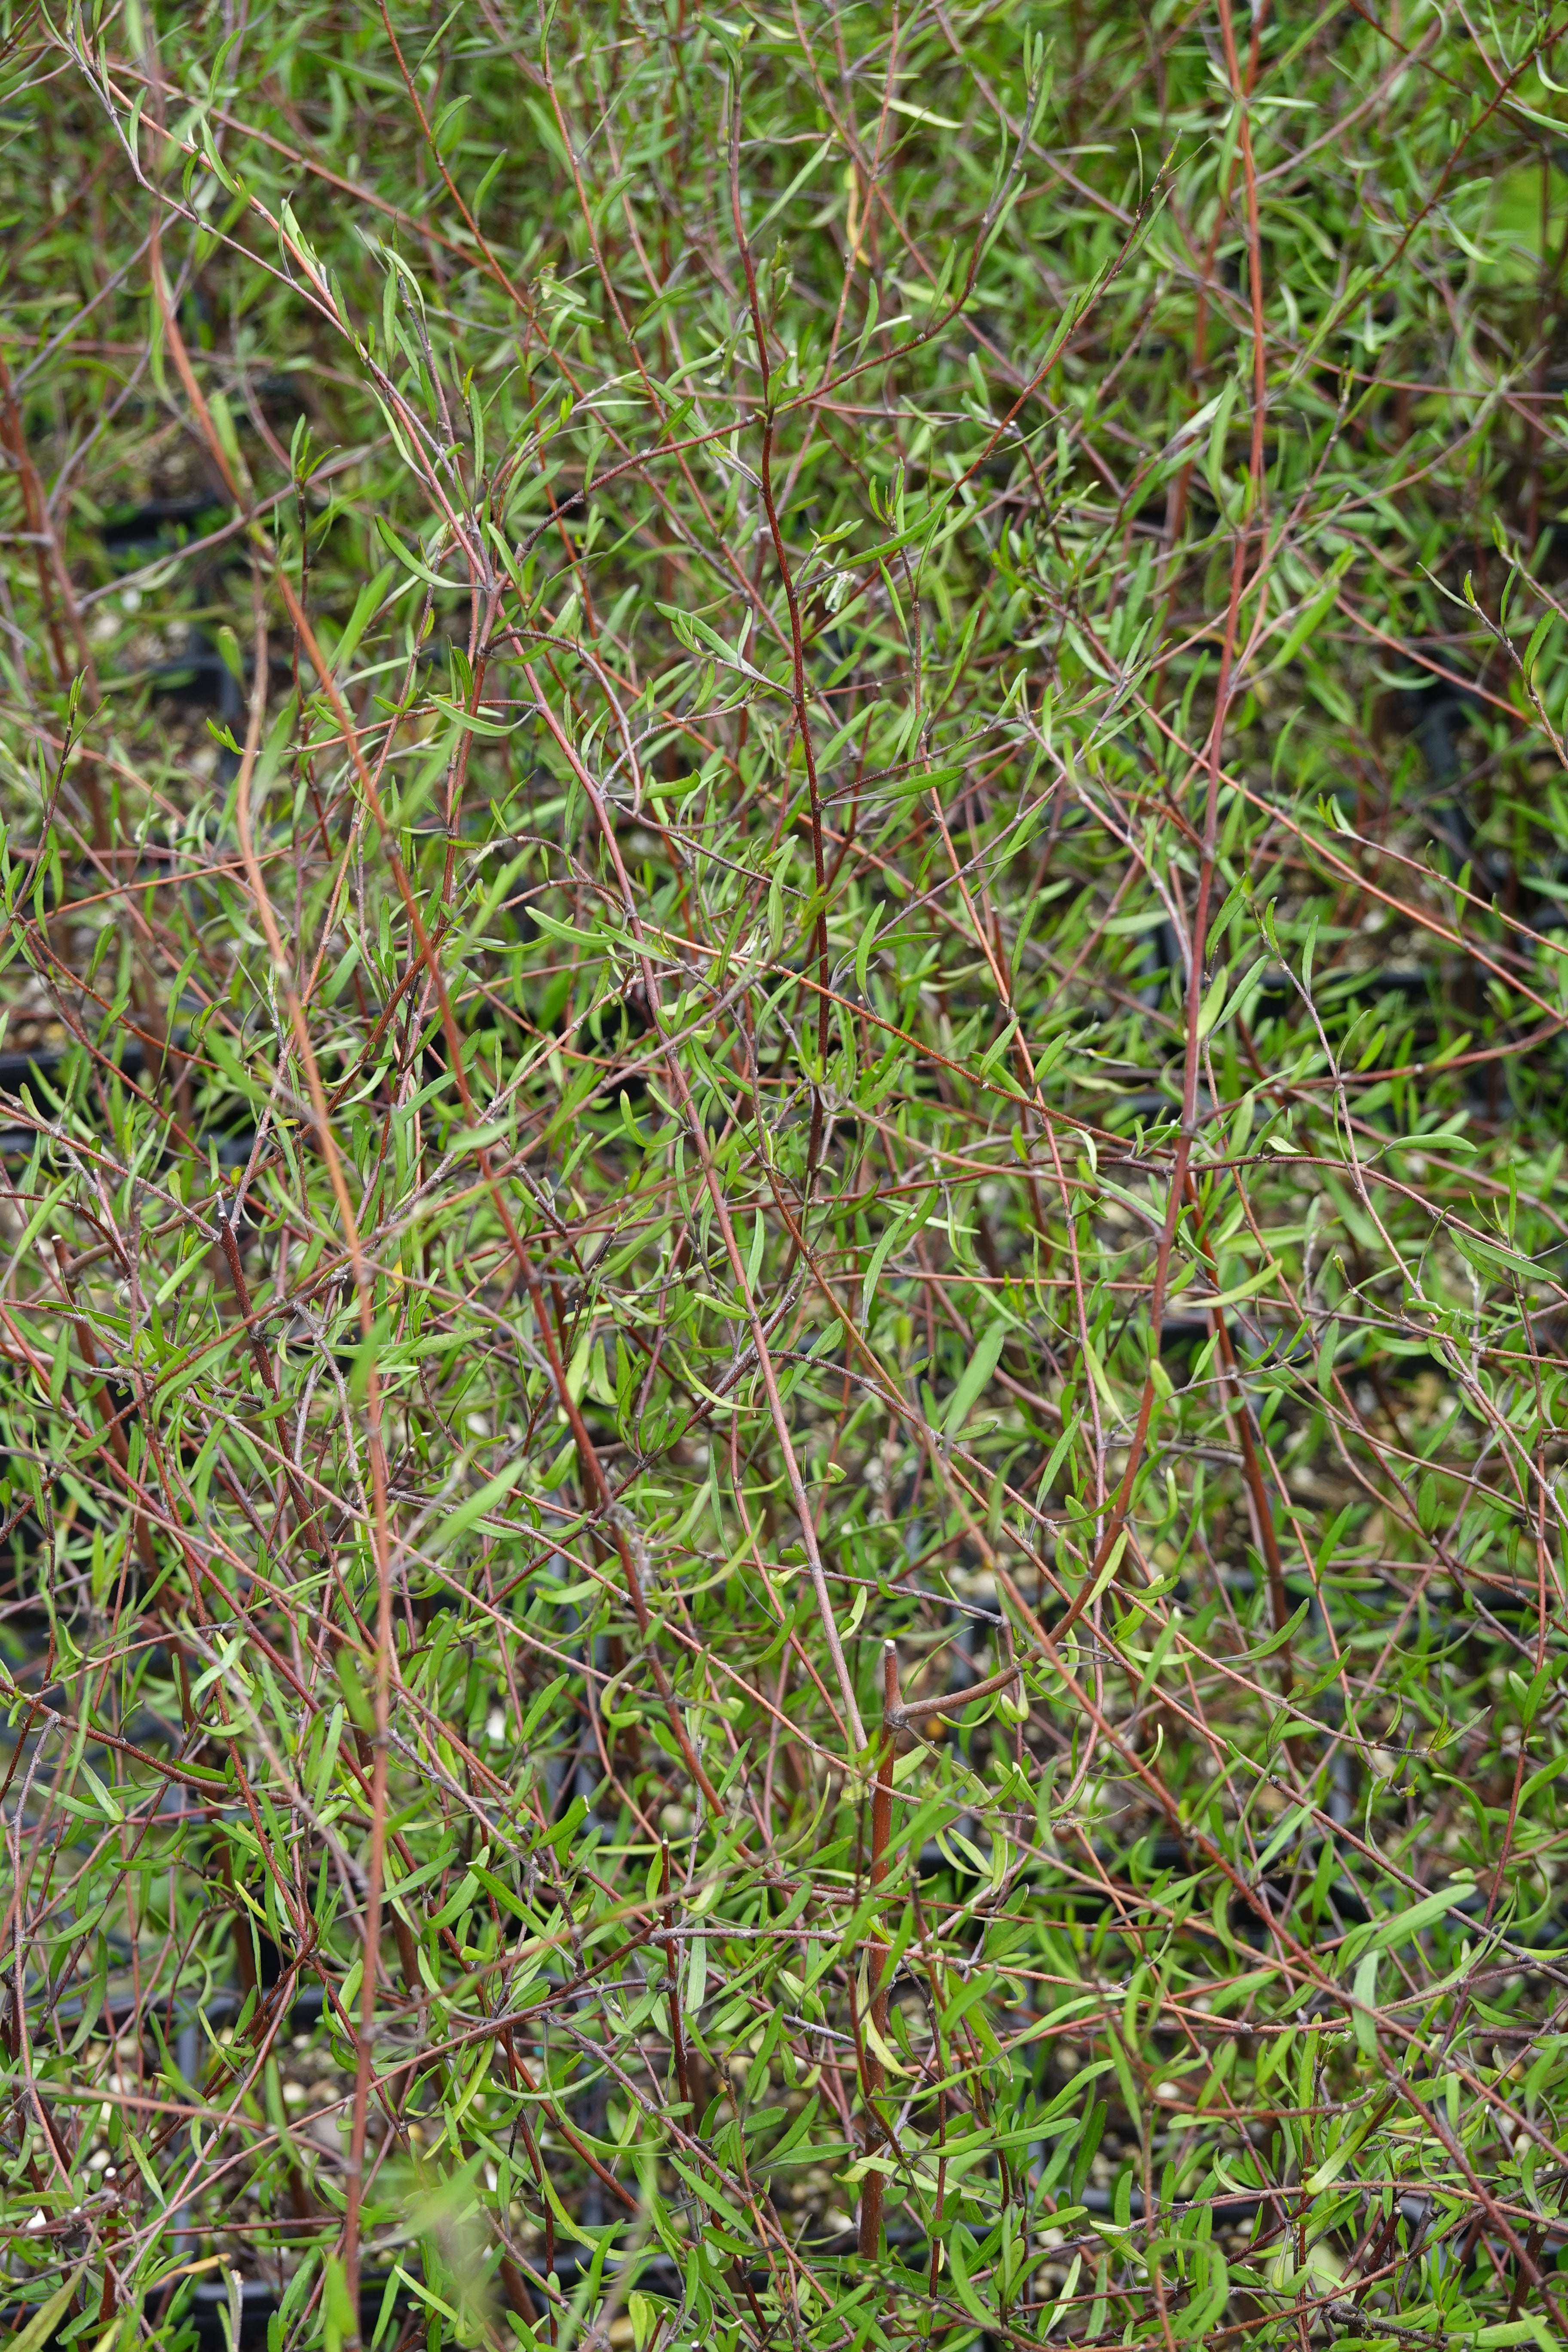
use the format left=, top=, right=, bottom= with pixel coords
left=3, top=4, right=1568, bottom=2349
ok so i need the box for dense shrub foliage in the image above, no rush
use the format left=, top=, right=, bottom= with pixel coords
left=5, top=3, right=1568, bottom=2349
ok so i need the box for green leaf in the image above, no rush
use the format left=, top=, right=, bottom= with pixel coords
left=1366, top=1880, right=1476, bottom=1954
left=943, top=1316, right=1011, bottom=1433
left=429, top=1458, right=527, bottom=1552
left=430, top=694, right=526, bottom=737
left=1351, top=1947, right=1379, bottom=2057
left=1271, top=550, right=1354, bottom=671
left=3, top=2271, right=88, bottom=2352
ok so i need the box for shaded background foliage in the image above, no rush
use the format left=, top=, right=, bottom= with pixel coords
left=4, top=2, right=1568, bottom=2349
